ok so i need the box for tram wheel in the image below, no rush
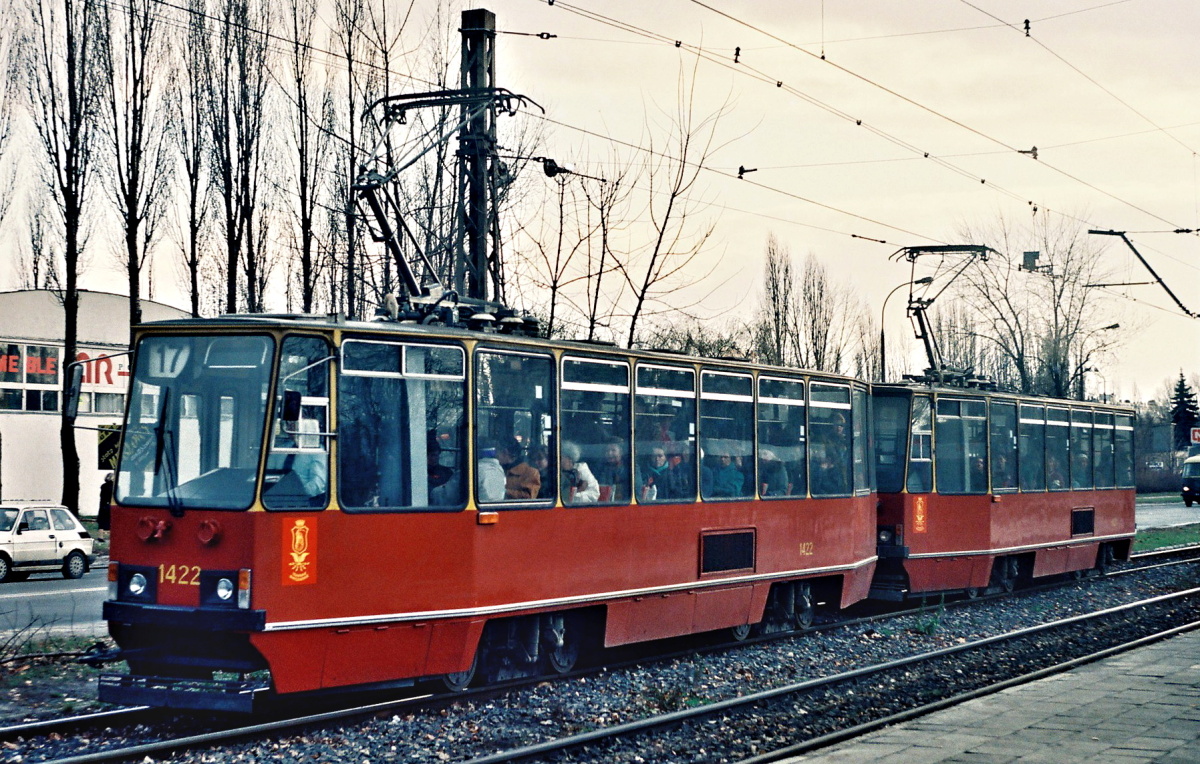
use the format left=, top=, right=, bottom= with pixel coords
left=993, top=557, right=1018, bottom=593
left=542, top=613, right=581, bottom=675
left=794, top=583, right=815, bottom=629
left=964, top=587, right=980, bottom=599
left=440, top=653, right=477, bottom=692
left=730, top=623, right=752, bottom=641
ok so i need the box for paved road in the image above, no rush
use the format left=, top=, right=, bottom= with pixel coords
left=0, top=566, right=108, bottom=639
left=0, top=499, right=1194, bottom=638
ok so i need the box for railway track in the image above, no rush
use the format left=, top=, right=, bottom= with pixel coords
left=456, top=588, right=1200, bottom=764
left=15, top=554, right=1200, bottom=763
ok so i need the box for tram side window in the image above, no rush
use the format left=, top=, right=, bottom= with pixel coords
left=852, top=387, right=871, bottom=493
left=1046, top=408, right=1070, bottom=491
left=1019, top=404, right=1046, bottom=491
left=1094, top=413, right=1115, bottom=488
left=757, top=377, right=806, bottom=498
left=475, top=351, right=555, bottom=505
left=1115, top=414, right=1134, bottom=488
left=635, top=365, right=697, bottom=503
left=872, top=395, right=908, bottom=493
left=906, top=395, right=933, bottom=493
left=810, top=382, right=852, bottom=497
left=990, top=401, right=1018, bottom=491
left=561, top=357, right=630, bottom=504
left=264, top=336, right=331, bottom=509
left=339, top=341, right=467, bottom=511
left=935, top=398, right=987, bottom=494
left=1070, top=410, right=1093, bottom=489
left=700, top=371, right=754, bottom=499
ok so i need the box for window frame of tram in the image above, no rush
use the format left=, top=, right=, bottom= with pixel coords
left=934, top=397, right=988, bottom=495
left=1093, top=412, right=1116, bottom=489
left=1045, top=407, right=1070, bottom=491
left=906, top=395, right=933, bottom=493
left=1070, top=409, right=1094, bottom=489
left=989, top=400, right=1018, bottom=492
left=263, top=335, right=333, bottom=510
left=635, top=364, right=697, bottom=503
left=809, top=381, right=853, bottom=498
left=337, top=339, right=468, bottom=513
left=756, top=376, right=807, bottom=499
left=1115, top=414, right=1134, bottom=488
left=474, top=349, right=556, bottom=508
left=560, top=355, right=631, bottom=506
left=699, top=370, right=754, bottom=500
left=872, top=393, right=909, bottom=494
left=1018, top=404, right=1046, bottom=492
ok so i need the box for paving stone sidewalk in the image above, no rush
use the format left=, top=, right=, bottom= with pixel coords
left=785, top=629, right=1200, bottom=763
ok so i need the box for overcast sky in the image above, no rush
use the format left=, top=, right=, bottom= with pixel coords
left=491, top=0, right=1200, bottom=400
left=2, top=0, right=1196, bottom=401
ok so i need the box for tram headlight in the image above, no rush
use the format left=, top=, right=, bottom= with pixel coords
left=216, top=577, right=235, bottom=601
left=128, top=573, right=147, bottom=597
left=877, top=528, right=894, bottom=545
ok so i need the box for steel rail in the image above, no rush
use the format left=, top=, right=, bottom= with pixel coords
left=453, top=587, right=1200, bottom=764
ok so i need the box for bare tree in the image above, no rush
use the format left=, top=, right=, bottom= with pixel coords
left=621, top=65, right=728, bottom=347
left=954, top=213, right=1120, bottom=397
left=751, top=235, right=798, bottom=367
left=280, top=0, right=335, bottom=313
left=207, top=0, right=271, bottom=313
left=167, top=0, right=211, bottom=318
left=99, top=0, right=172, bottom=340
left=16, top=0, right=104, bottom=513
left=17, top=197, right=61, bottom=290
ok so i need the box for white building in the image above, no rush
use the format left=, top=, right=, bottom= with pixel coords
left=0, top=290, right=189, bottom=512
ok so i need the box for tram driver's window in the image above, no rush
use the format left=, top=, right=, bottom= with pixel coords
left=338, top=341, right=467, bottom=511
left=264, top=336, right=331, bottom=509
left=809, top=382, right=852, bottom=497
left=475, top=351, right=555, bottom=506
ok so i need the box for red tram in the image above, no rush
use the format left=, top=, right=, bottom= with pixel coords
left=870, top=384, right=1136, bottom=600
left=96, top=316, right=878, bottom=711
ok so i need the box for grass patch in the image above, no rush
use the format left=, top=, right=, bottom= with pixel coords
left=1134, top=523, right=1200, bottom=552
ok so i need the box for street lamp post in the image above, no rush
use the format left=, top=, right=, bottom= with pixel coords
left=880, top=276, right=934, bottom=382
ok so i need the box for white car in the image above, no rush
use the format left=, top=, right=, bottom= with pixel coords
left=0, top=502, right=96, bottom=582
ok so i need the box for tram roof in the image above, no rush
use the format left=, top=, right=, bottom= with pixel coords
left=872, top=380, right=1134, bottom=413
left=132, top=312, right=868, bottom=385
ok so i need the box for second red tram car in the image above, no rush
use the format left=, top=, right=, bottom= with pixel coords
left=97, top=316, right=878, bottom=710
left=870, top=384, right=1136, bottom=600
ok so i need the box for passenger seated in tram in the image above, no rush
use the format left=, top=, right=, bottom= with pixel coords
left=1047, top=456, right=1066, bottom=490
left=703, top=451, right=746, bottom=498
left=497, top=440, right=541, bottom=500
left=560, top=441, right=600, bottom=504
left=637, top=446, right=670, bottom=502
left=593, top=438, right=631, bottom=502
left=758, top=448, right=791, bottom=497
left=427, top=438, right=461, bottom=506
left=529, top=447, right=554, bottom=499
left=476, top=443, right=507, bottom=502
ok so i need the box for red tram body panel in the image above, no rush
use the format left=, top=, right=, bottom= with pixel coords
left=100, top=318, right=877, bottom=710
left=871, top=385, right=1136, bottom=600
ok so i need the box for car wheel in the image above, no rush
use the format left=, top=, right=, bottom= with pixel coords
left=0, top=555, right=10, bottom=583
left=63, top=551, right=87, bottom=580
left=1186, top=497, right=1194, bottom=508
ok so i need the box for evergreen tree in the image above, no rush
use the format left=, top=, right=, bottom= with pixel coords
left=1170, top=372, right=1199, bottom=450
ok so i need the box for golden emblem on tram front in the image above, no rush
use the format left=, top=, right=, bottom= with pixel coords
left=284, top=518, right=316, bottom=585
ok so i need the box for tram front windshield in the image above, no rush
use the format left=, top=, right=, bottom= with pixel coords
left=116, top=334, right=274, bottom=510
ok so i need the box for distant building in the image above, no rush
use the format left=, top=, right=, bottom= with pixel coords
left=0, top=290, right=189, bottom=511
